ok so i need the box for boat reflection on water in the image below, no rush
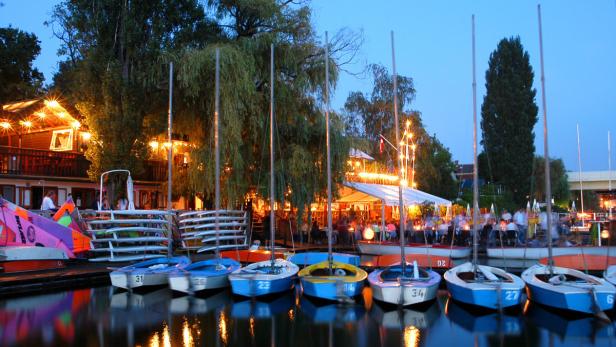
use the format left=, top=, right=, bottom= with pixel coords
left=300, top=296, right=366, bottom=325
left=370, top=300, right=440, bottom=330
left=525, top=302, right=616, bottom=341
left=0, top=289, right=91, bottom=346
left=169, top=289, right=231, bottom=315
left=444, top=297, right=522, bottom=336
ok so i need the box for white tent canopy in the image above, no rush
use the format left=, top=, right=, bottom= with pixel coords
left=341, top=181, right=451, bottom=206
left=349, top=148, right=374, bottom=161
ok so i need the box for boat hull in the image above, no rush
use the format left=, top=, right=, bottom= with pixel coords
left=298, top=261, right=367, bottom=301
left=0, top=246, right=67, bottom=273
left=289, top=252, right=360, bottom=266
left=368, top=267, right=441, bottom=307
left=487, top=246, right=616, bottom=260
left=229, top=259, right=299, bottom=297
left=358, top=241, right=470, bottom=259
left=168, top=258, right=240, bottom=294
left=522, top=264, right=616, bottom=314
left=109, top=256, right=190, bottom=290
left=444, top=262, right=525, bottom=310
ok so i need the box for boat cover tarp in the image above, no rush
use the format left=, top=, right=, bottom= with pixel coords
left=341, top=182, right=451, bottom=206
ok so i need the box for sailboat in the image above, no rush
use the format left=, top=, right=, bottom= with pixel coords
left=521, top=5, right=616, bottom=317
left=168, top=49, right=240, bottom=294
left=110, top=256, right=190, bottom=290
left=228, top=44, right=299, bottom=297
left=298, top=32, right=367, bottom=302
left=444, top=16, right=524, bottom=310
left=368, top=31, right=441, bottom=307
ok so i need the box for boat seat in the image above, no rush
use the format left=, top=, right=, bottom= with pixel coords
left=381, top=268, right=429, bottom=281
left=310, top=267, right=356, bottom=277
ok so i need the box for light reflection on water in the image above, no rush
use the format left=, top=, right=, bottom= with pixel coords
left=0, top=286, right=615, bottom=347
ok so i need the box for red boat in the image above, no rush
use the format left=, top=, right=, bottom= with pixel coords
left=0, top=246, right=67, bottom=273
left=358, top=241, right=471, bottom=259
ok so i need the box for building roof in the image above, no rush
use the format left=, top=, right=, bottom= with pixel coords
left=0, top=98, right=81, bottom=134
left=340, top=181, right=451, bottom=206
left=567, top=170, right=616, bottom=191
left=349, top=148, right=374, bottom=161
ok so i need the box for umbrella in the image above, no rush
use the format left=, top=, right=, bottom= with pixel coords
left=127, top=174, right=135, bottom=210
left=489, top=203, right=495, bottom=217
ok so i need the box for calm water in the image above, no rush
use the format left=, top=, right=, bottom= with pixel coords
left=1, top=286, right=615, bottom=347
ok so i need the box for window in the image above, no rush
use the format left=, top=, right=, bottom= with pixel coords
left=50, top=129, right=74, bottom=151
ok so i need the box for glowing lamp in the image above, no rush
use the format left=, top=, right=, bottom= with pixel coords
left=400, top=179, right=408, bottom=187
left=0, top=122, right=11, bottom=129
left=71, top=120, right=81, bottom=129
left=406, top=120, right=411, bottom=127
left=363, top=227, right=374, bottom=240
left=601, top=229, right=609, bottom=239
left=21, top=120, right=32, bottom=128
left=45, top=99, right=60, bottom=108
left=36, top=112, right=46, bottom=118
left=149, top=140, right=159, bottom=150
left=81, top=132, right=92, bottom=141
left=163, top=142, right=172, bottom=148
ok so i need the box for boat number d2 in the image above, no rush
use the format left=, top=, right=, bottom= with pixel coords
left=505, top=291, right=518, bottom=301
left=436, top=260, right=446, bottom=267
left=607, top=295, right=614, bottom=305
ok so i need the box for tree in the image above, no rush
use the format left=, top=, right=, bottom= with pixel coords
left=0, top=27, right=44, bottom=104
left=50, top=0, right=212, bottom=201
left=531, top=156, right=570, bottom=205
left=481, top=37, right=538, bottom=205
left=343, top=64, right=457, bottom=199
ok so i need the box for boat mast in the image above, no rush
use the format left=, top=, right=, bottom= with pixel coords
left=576, top=124, right=585, bottom=225
left=167, top=62, right=174, bottom=257
left=609, top=131, right=613, bottom=219
left=214, top=48, right=221, bottom=259
left=471, top=15, right=480, bottom=272
left=537, top=4, right=553, bottom=271
left=324, top=32, right=334, bottom=272
left=270, top=44, right=276, bottom=267
left=391, top=31, right=407, bottom=274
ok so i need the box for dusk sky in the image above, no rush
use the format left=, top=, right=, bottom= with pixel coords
left=1, top=1, right=615, bottom=172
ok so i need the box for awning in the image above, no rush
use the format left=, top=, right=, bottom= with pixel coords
left=341, top=181, right=451, bottom=206
left=349, top=148, right=374, bottom=161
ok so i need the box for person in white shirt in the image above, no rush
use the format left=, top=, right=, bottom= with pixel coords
left=41, top=191, right=57, bottom=211
left=513, top=208, right=528, bottom=244
left=501, top=209, right=512, bottom=222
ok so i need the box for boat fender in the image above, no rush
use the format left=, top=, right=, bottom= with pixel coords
left=548, top=274, right=566, bottom=285
left=334, top=268, right=346, bottom=276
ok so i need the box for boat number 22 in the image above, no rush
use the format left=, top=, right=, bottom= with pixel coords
left=505, top=291, right=519, bottom=301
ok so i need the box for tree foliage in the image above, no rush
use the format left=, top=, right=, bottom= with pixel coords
left=0, top=27, right=44, bottom=104
left=480, top=37, right=538, bottom=205
left=531, top=156, right=570, bottom=205
left=343, top=64, right=457, bottom=199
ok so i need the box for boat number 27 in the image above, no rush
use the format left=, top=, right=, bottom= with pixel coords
left=505, top=291, right=519, bottom=301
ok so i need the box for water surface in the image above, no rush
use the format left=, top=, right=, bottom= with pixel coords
left=1, top=286, right=614, bottom=347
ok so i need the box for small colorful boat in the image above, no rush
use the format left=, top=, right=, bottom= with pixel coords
left=522, top=264, right=616, bottom=314
left=538, top=254, right=616, bottom=271
left=444, top=262, right=525, bottom=310
left=605, top=265, right=616, bottom=286
left=228, top=258, right=298, bottom=297
left=487, top=246, right=616, bottom=260
left=110, top=256, right=190, bottom=290
left=298, top=260, right=367, bottom=302
left=369, top=261, right=440, bottom=307
left=168, top=258, right=240, bottom=294
left=289, top=252, right=360, bottom=267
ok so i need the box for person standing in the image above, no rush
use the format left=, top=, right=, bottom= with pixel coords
left=501, top=209, right=512, bottom=222
left=513, top=208, right=528, bottom=245
left=41, top=191, right=57, bottom=211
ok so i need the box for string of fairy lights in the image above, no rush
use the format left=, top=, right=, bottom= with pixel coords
left=0, top=99, right=82, bottom=133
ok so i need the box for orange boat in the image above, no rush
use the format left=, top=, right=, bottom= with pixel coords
left=539, top=254, right=616, bottom=271
left=364, top=253, right=453, bottom=269
left=220, top=249, right=285, bottom=263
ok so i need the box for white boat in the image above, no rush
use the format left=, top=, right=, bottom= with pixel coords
left=168, top=258, right=240, bottom=294
left=522, top=264, right=615, bottom=314
left=369, top=261, right=441, bottom=307
left=0, top=246, right=67, bottom=273
left=487, top=246, right=616, bottom=260
left=358, top=241, right=471, bottom=259
left=605, top=265, right=616, bottom=286
left=444, top=262, right=525, bottom=310
left=110, top=256, right=190, bottom=290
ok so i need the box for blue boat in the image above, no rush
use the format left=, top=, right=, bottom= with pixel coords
left=444, top=262, right=525, bottom=310
left=168, top=258, right=240, bottom=294
left=522, top=264, right=616, bottom=314
left=288, top=252, right=360, bottom=267
left=445, top=297, right=522, bottom=335
left=228, top=258, right=299, bottom=297
left=109, top=256, right=190, bottom=290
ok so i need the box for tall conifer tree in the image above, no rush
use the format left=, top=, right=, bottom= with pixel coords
left=481, top=37, right=538, bottom=205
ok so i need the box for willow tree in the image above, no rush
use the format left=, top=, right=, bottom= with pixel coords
left=50, top=0, right=213, bottom=200
left=171, top=0, right=356, bottom=216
